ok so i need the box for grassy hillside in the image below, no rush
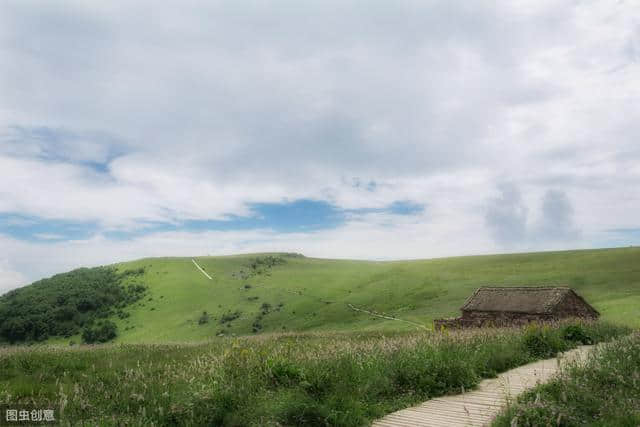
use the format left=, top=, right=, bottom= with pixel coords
left=37, top=246, right=639, bottom=344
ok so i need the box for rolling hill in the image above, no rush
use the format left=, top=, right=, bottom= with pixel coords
left=22, top=246, right=636, bottom=344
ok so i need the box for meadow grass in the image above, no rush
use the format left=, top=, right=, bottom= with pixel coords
left=59, top=247, right=640, bottom=344
left=492, top=331, right=640, bottom=426
left=0, top=321, right=629, bottom=426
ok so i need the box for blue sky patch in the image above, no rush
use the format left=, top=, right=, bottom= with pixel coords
left=0, top=213, right=98, bottom=242
left=606, top=228, right=640, bottom=235
left=106, top=199, right=345, bottom=239
left=596, top=229, right=640, bottom=248
left=249, top=199, right=345, bottom=232
left=1, top=199, right=425, bottom=242
left=388, top=200, right=425, bottom=215
left=2, top=125, right=127, bottom=173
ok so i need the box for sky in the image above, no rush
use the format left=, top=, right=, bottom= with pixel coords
left=1, top=0, right=639, bottom=293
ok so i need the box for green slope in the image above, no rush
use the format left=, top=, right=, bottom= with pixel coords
left=52, top=246, right=640, bottom=343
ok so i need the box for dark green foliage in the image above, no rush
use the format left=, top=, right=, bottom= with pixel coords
left=237, top=255, right=288, bottom=279
left=562, top=324, right=593, bottom=345
left=220, top=311, right=241, bottom=324
left=198, top=311, right=210, bottom=325
left=281, top=252, right=305, bottom=258
left=0, top=266, right=146, bottom=343
left=121, top=267, right=145, bottom=277
left=392, top=342, right=478, bottom=396
left=493, top=332, right=640, bottom=427
left=266, top=359, right=305, bottom=386
left=82, top=320, right=117, bottom=344
left=252, top=320, right=263, bottom=333
left=522, top=324, right=569, bottom=358
left=260, top=302, right=272, bottom=314
left=249, top=255, right=286, bottom=270
left=251, top=302, right=276, bottom=333
left=117, top=310, right=130, bottom=319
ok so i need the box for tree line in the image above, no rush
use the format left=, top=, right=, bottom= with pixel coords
left=0, top=266, right=146, bottom=344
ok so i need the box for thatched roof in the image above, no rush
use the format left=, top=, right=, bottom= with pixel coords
left=460, top=286, right=596, bottom=314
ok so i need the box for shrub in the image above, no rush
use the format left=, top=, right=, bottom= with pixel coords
left=275, top=393, right=331, bottom=426
left=562, top=324, right=593, bottom=344
left=82, top=320, right=117, bottom=344
left=267, top=359, right=306, bottom=387
left=261, top=303, right=272, bottom=314
left=220, top=311, right=241, bottom=324
left=198, top=311, right=210, bottom=325
left=523, top=324, right=568, bottom=358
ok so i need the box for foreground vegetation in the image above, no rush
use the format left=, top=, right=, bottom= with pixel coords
left=0, top=321, right=629, bottom=426
left=493, top=332, right=640, bottom=427
left=493, top=331, right=640, bottom=427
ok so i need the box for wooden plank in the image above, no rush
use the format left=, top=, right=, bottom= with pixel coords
left=400, top=408, right=479, bottom=422
left=386, top=413, right=462, bottom=425
left=409, top=403, right=495, bottom=416
left=372, top=346, right=592, bottom=427
left=430, top=398, right=503, bottom=408
left=375, top=414, right=450, bottom=427
left=403, top=408, right=491, bottom=424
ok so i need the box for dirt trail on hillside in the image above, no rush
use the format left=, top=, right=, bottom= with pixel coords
left=191, top=259, right=212, bottom=280
left=347, top=303, right=428, bottom=329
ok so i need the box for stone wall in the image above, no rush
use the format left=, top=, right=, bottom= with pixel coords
left=434, top=311, right=555, bottom=330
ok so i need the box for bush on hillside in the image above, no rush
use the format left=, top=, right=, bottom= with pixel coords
left=82, top=320, right=118, bottom=344
left=0, top=266, right=146, bottom=343
left=261, top=303, right=272, bottom=314
left=198, top=311, right=210, bottom=325
left=220, top=311, right=241, bottom=324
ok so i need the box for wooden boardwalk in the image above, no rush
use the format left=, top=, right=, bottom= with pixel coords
left=373, top=346, right=591, bottom=427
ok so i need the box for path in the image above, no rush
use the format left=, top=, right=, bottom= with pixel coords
left=191, top=258, right=212, bottom=280
left=347, top=303, right=428, bottom=330
left=372, top=346, right=591, bottom=427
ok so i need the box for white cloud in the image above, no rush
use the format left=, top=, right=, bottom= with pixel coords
left=0, top=0, right=639, bottom=285
left=0, top=259, right=27, bottom=294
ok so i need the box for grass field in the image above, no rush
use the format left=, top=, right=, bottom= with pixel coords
left=3, top=247, right=639, bottom=425
left=1, top=322, right=629, bottom=426
left=41, top=247, right=640, bottom=344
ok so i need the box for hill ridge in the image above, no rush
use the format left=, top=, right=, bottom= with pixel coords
left=2, top=247, right=638, bottom=345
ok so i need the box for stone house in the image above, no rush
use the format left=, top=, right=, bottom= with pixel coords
left=434, top=286, right=599, bottom=329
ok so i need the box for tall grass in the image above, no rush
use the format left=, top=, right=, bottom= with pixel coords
left=0, top=321, right=629, bottom=426
left=493, top=331, right=640, bottom=427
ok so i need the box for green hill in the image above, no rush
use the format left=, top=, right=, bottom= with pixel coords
left=4, top=247, right=640, bottom=344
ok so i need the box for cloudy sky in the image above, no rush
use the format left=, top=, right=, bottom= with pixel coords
left=1, top=0, right=639, bottom=292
